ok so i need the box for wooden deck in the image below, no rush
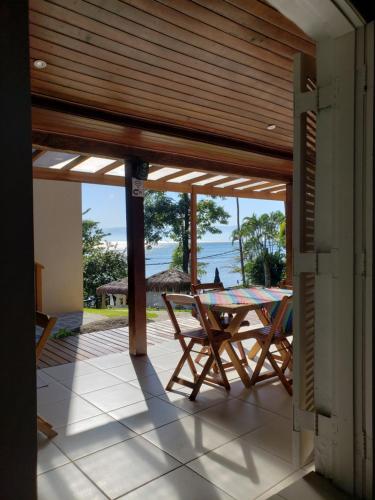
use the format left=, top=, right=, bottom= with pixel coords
left=38, top=318, right=197, bottom=368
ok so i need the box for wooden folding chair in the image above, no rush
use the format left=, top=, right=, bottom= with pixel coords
left=162, top=293, right=231, bottom=401
left=36, top=311, right=58, bottom=438
left=245, top=296, right=293, bottom=395
left=191, top=282, right=248, bottom=366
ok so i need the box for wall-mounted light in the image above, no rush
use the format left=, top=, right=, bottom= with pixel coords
left=33, top=59, right=47, bottom=69
left=266, top=124, right=276, bottom=130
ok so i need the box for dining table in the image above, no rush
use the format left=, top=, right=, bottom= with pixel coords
left=199, top=286, right=293, bottom=361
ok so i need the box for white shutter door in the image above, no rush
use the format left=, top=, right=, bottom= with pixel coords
left=293, top=33, right=357, bottom=484
left=293, top=25, right=373, bottom=496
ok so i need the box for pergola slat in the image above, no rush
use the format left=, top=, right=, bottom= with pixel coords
left=32, top=164, right=286, bottom=201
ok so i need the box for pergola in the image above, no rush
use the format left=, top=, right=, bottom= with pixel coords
left=31, top=145, right=292, bottom=339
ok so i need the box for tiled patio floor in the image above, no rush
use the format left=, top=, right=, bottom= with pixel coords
left=37, top=338, right=312, bottom=500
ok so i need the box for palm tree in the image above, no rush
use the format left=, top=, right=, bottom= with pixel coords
left=234, top=211, right=285, bottom=287
left=236, top=198, right=246, bottom=286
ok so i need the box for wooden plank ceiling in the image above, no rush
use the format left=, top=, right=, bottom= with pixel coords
left=29, top=0, right=314, bottom=179
left=32, top=148, right=287, bottom=200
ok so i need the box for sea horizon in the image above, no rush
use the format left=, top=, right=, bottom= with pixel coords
left=102, top=228, right=242, bottom=286
left=102, top=224, right=237, bottom=245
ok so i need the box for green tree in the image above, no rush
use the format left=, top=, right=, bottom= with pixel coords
left=83, top=249, right=127, bottom=299
left=245, top=253, right=285, bottom=286
left=144, top=191, right=230, bottom=274
left=82, top=209, right=109, bottom=257
left=232, top=211, right=285, bottom=287
left=82, top=211, right=127, bottom=299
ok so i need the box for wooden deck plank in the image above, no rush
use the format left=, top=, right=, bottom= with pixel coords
left=62, top=335, right=119, bottom=355
left=38, top=319, right=196, bottom=368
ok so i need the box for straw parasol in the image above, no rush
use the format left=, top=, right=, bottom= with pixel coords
left=96, top=277, right=128, bottom=296
left=96, top=269, right=191, bottom=296
left=146, top=268, right=191, bottom=293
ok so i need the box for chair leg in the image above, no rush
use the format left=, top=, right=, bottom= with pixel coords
left=236, top=341, right=248, bottom=365
left=181, top=338, right=198, bottom=379
left=249, top=342, right=269, bottom=387
left=189, top=353, right=215, bottom=401
left=37, top=416, right=57, bottom=439
left=166, top=339, right=195, bottom=391
left=266, top=352, right=293, bottom=395
left=195, top=346, right=209, bottom=364
left=247, top=341, right=261, bottom=360
left=211, top=343, right=230, bottom=391
left=225, top=342, right=251, bottom=388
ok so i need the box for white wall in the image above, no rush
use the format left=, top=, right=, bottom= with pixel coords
left=33, top=179, right=83, bottom=314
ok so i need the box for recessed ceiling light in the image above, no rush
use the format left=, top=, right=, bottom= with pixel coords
left=33, top=59, right=47, bottom=69
left=266, top=124, right=276, bottom=130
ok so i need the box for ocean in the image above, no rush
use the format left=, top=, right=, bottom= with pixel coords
left=103, top=227, right=242, bottom=287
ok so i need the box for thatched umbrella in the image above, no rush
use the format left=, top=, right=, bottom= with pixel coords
left=146, top=268, right=191, bottom=293
left=96, top=278, right=128, bottom=296
left=96, top=278, right=128, bottom=308
left=96, top=269, right=191, bottom=308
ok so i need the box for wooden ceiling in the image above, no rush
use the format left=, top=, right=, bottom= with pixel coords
left=29, top=0, right=314, bottom=179
left=32, top=148, right=287, bottom=200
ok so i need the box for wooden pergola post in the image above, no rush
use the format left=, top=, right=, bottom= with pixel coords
left=125, top=157, right=147, bottom=355
left=285, top=182, right=293, bottom=286
left=190, top=188, right=198, bottom=286
left=0, top=2, right=37, bottom=498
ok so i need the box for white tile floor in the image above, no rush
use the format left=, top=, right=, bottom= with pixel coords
left=37, top=340, right=309, bottom=500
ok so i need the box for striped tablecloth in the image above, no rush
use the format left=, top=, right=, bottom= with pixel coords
left=200, top=287, right=292, bottom=308
left=200, top=287, right=293, bottom=333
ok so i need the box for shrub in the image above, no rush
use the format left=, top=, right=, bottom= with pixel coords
left=245, top=252, right=285, bottom=286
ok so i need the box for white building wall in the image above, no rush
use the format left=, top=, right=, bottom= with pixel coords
left=146, top=291, right=165, bottom=308
left=33, top=179, right=83, bottom=314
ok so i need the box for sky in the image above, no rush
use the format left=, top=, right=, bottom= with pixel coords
left=82, top=183, right=285, bottom=242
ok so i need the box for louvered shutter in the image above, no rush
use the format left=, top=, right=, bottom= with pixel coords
left=292, top=53, right=316, bottom=466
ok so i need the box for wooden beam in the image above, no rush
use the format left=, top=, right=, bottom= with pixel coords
left=285, top=182, right=293, bottom=285
left=125, top=157, right=147, bottom=355
left=32, top=149, right=46, bottom=161
left=0, top=2, right=37, bottom=499
left=96, top=159, right=123, bottom=175
left=31, top=131, right=293, bottom=182
left=33, top=167, right=285, bottom=200
left=190, top=188, right=198, bottom=285
left=32, top=167, right=285, bottom=200
left=61, top=155, right=88, bottom=171
left=185, top=173, right=216, bottom=185
left=31, top=94, right=293, bottom=161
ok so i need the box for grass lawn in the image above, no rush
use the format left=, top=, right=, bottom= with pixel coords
left=84, top=307, right=158, bottom=319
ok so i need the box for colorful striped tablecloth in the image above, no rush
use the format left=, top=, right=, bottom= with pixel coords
left=200, top=287, right=293, bottom=333
left=200, top=287, right=292, bottom=308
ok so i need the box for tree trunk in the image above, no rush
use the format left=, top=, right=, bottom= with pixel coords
left=182, top=193, right=190, bottom=273
left=236, top=198, right=246, bottom=286
left=263, top=252, right=271, bottom=288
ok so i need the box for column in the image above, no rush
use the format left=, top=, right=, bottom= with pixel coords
left=190, top=188, right=198, bottom=285
left=125, top=157, right=148, bottom=355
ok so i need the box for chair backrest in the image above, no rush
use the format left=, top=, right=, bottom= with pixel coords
left=162, top=292, right=219, bottom=342
left=266, top=295, right=293, bottom=338
left=162, top=293, right=195, bottom=335
left=35, top=311, right=57, bottom=362
left=191, top=282, right=224, bottom=294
